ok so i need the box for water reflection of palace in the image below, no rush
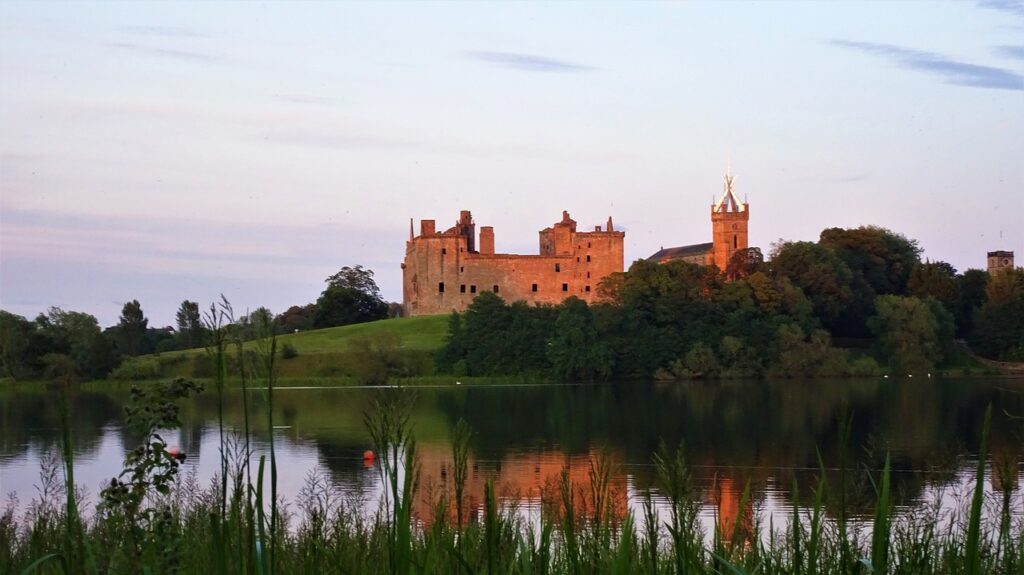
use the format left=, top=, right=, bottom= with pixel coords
left=712, top=476, right=754, bottom=543
left=414, top=447, right=629, bottom=525
left=412, top=444, right=759, bottom=542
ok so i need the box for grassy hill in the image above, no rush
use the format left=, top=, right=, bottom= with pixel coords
left=113, top=315, right=450, bottom=382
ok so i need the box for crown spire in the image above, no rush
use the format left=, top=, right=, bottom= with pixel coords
left=714, top=160, right=745, bottom=213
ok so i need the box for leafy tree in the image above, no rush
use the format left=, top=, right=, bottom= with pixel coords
left=681, top=342, right=720, bottom=378
left=247, top=307, right=274, bottom=330
left=504, top=301, right=558, bottom=373
left=954, top=269, right=988, bottom=338
left=908, top=261, right=958, bottom=306
left=770, top=241, right=853, bottom=327
left=818, top=227, right=921, bottom=337
left=326, top=265, right=383, bottom=297
left=819, top=226, right=920, bottom=296
left=117, top=300, right=148, bottom=356
left=0, top=310, right=33, bottom=379
left=175, top=300, right=206, bottom=349
left=314, top=266, right=388, bottom=328
left=547, top=297, right=613, bottom=382
left=435, top=312, right=466, bottom=374
left=275, top=304, right=316, bottom=333
left=971, top=268, right=1024, bottom=360
left=868, top=295, right=949, bottom=373
left=725, top=246, right=765, bottom=280
left=460, top=292, right=512, bottom=374
left=769, top=324, right=849, bottom=378
left=36, top=307, right=119, bottom=378
left=984, top=266, right=1024, bottom=306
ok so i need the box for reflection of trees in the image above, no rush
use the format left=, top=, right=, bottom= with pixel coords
left=0, top=388, right=124, bottom=458
left=3, top=377, right=1021, bottom=520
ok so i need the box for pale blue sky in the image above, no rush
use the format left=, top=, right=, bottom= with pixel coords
left=1, top=1, right=1022, bottom=326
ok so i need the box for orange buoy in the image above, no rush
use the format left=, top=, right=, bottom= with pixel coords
left=363, top=450, right=374, bottom=461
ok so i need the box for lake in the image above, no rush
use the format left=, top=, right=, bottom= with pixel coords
left=2, top=377, right=1023, bottom=534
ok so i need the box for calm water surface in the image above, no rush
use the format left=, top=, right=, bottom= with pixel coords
left=2, top=378, right=1023, bottom=531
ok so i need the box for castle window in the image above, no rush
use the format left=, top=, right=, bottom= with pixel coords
left=585, top=286, right=591, bottom=293
left=438, top=282, right=445, bottom=293
left=493, top=285, right=499, bottom=293
left=588, top=242, right=591, bottom=248
left=586, top=255, right=591, bottom=262
left=470, top=285, right=477, bottom=294
left=586, top=272, right=590, bottom=278
left=442, top=248, right=447, bottom=255
left=733, top=235, right=737, bottom=249
left=576, top=257, right=580, bottom=262
left=555, top=263, right=561, bottom=272
left=562, top=283, right=568, bottom=292
left=532, top=283, right=538, bottom=292
left=460, top=284, right=466, bottom=293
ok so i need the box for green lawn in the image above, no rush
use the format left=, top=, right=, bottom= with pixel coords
left=155, top=315, right=449, bottom=358
left=114, top=315, right=451, bottom=381
left=272, top=314, right=449, bottom=353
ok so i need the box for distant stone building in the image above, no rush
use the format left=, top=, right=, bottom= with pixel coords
left=987, top=250, right=1015, bottom=275
left=648, top=169, right=750, bottom=271
left=402, top=210, right=624, bottom=316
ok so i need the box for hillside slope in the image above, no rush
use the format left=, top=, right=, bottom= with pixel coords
left=115, top=315, right=450, bottom=381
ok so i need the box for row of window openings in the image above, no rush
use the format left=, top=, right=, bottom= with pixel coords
left=438, top=283, right=590, bottom=293
left=554, top=258, right=591, bottom=273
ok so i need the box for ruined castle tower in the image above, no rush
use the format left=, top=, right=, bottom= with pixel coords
left=709, top=166, right=750, bottom=271
left=987, top=250, right=1015, bottom=275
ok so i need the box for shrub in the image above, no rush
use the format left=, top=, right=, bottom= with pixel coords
left=281, top=342, right=298, bottom=360
left=110, top=357, right=162, bottom=381
left=847, top=356, right=883, bottom=377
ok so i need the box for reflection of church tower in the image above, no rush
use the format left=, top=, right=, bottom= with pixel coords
left=710, top=165, right=750, bottom=271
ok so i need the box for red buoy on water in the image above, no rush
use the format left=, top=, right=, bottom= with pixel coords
left=363, top=450, right=374, bottom=462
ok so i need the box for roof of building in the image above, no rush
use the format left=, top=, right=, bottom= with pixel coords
left=648, top=242, right=713, bottom=261
left=714, top=164, right=746, bottom=213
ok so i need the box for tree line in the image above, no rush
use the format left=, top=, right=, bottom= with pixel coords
left=437, top=225, right=1024, bottom=381
left=0, top=265, right=394, bottom=381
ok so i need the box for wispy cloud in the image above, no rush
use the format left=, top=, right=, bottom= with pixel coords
left=465, top=51, right=594, bottom=73
left=108, top=42, right=224, bottom=63
left=977, top=0, right=1024, bottom=17
left=994, top=44, right=1024, bottom=59
left=117, top=25, right=212, bottom=39
left=830, top=40, right=1024, bottom=91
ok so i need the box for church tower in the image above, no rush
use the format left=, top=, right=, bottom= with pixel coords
left=709, top=165, right=749, bottom=271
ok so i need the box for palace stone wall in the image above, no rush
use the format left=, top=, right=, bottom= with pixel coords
left=402, top=210, right=624, bottom=316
